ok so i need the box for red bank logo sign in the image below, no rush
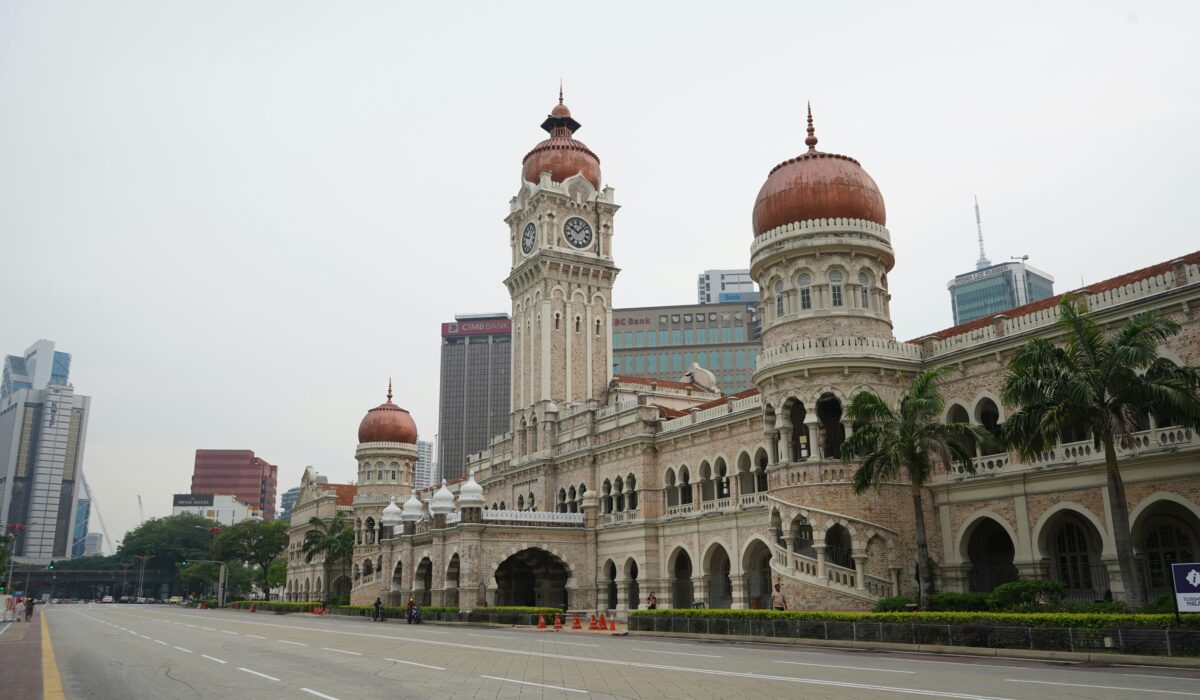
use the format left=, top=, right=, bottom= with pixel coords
left=442, top=318, right=512, bottom=337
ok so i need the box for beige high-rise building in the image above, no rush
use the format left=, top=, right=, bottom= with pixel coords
left=286, top=95, right=1200, bottom=617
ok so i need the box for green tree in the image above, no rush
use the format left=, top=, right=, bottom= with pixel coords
left=1001, top=296, right=1200, bottom=608
left=301, top=513, right=353, bottom=605
left=215, top=519, right=289, bottom=597
left=841, top=367, right=995, bottom=611
left=266, top=557, right=288, bottom=591
left=118, top=513, right=220, bottom=590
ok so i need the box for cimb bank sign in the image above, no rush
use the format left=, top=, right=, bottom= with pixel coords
left=442, top=319, right=512, bottom=337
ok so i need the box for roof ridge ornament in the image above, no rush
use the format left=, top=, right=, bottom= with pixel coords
left=386, top=378, right=393, bottom=403
left=805, top=102, right=818, bottom=152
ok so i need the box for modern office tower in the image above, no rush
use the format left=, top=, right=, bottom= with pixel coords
left=172, top=493, right=263, bottom=525
left=947, top=260, right=1056, bottom=325
left=415, top=440, right=433, bottom=488
left=279, top=473, right=326, bottom=523
left=0, top=340, right=90, bottom=564
left=71, top=495, right=91, bottom=558
left=436, top=313, right=512, bottom=482
left=612, top=301, right=762, bottom=394
left=697, top=269, right=760, bottom=305
left=191, top=449, right=279, bottom=520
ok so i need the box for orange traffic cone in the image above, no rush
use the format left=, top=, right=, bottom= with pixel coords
left=553, top=613, right=562, bottom=630
left=588, top=614, right=598, bottom=631
left=199, top=602, right=207, bottom=610
left=571, top=613, right=582, bottom=630
left=537, top=613, right=547, bottom=629
left=598, top=613, right=608, bottom=630
left=249, top=604, right=256, bottom=613
left=608, top=616, right=616, bottom=631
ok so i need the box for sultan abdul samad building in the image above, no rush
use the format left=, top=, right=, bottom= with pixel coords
left=285, top=95, right=1200, bottom=613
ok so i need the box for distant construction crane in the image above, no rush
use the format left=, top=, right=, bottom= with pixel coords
left=81, top=472, right=116, bottom=555
left=137, top=494, right=145, bottom=525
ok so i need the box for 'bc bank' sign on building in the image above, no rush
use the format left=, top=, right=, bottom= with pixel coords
left=1173, top=563, right=1200, bottom=612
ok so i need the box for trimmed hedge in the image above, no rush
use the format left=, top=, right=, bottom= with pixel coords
left=473, top=606, right=562, bottom=615
left=628, top=608, right=1197, bottom=630
left=227, top=600, right=318, bottom=612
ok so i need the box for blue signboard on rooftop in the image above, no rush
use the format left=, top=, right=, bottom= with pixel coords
left=1172, top=562, right=1200, bottom=612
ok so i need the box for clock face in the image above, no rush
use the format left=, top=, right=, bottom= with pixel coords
left=521, top=223, right=536, bottom=254
left=563, top=217, right=593, bottom=249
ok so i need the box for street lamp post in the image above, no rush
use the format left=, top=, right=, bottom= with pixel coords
left=136, top=555, right=153, bottom=599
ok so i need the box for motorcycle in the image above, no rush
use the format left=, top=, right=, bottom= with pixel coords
left=406, top=606, right=422, bottom=624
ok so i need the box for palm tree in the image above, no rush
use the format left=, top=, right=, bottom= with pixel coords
left=841, top=367, right=994, bottom=610
left=301, top=512, right=354, bottom=606
left=1001, top=295, right=1200, bottom=608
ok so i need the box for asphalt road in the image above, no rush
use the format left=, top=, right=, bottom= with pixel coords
left=43, top=604, right=1200, bottom=699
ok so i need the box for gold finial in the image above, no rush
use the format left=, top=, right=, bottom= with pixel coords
left=805, top=101, right=818, bottom=152
left=386, top=378, right=393, bottom=402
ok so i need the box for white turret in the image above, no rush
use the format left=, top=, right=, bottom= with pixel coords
left=430, top=479, right=456, bottom=515
left=458, top=470, right=485, bottom=509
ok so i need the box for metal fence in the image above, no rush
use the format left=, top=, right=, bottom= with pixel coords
left=628, top=616, right=1200, bottom=657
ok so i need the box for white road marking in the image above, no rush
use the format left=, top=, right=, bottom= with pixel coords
left=386, top=657, right=446, bottom=671
left=245, top=634, right=266, bottom=639
left=238, top=667, right=281, bottom=682
left=0, top=623, right=11, bottom=639
left=200, top=626, right=216, bottom=631
left=220, top=630, right=238, bottom=635
left=301, top=689, right=339, bottom=700
left=138, top=634, right=151, bottom=639
left=185, top=624, right=198, bottom=628
left=1122, top=673, right=1200, bottom=680
left=541, top=640, right=601, bottom=647
left=481, top=675, right=587, bottom=694
left=174, top=646, right=192, bottom=653
left=468, top=633, right=513, bottom=640
left=632, top=647, right=722, bottom=658
left=201, top=654, right=227, bottom=664
left=775, top=660, right=914, bottom=674
left=1005, top=679, right=1200, bottom=696
left=279, top=640, right=306, bottom=646
left=136, top=611, right=1036, bottom=699
left=154, top=640, right=168, bottom=646
left=322, top=647, right=363, bottom=656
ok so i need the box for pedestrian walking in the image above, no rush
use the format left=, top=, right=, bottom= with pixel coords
left=645, top=592, right=657, bottom=610
left=372, top=597, right=384, bottom=622
left=25, top=597, right=35, bottom=621
left=770, top=582, right=787, bottom=611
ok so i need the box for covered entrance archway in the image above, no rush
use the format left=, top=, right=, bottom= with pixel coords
left=965, top=517, right=1018, bottom=592
left=494, top=548, right=570, bottom=609
left=670, top=549, right=694, bottom=608
left=742, top=539, right=772, bottom=609
left=414, top=557, right=433, bottom=606
left=704, top=545, right=733, bottom=609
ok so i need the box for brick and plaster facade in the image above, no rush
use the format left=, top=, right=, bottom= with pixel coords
left=287, top=97, right=1200, bottom=614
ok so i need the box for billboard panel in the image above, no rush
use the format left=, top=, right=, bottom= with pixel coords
left=173, top=494, right=214, bottom=507
left=442, top=318, right=512, bottom=337
left=1173, top=562, right=1200, bottom=612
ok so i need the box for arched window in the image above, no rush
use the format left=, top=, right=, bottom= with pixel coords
left=528, top=492, right=535, bottom=511
left=575, top=316, right=581, bottom=333
left=858, top=272, right=870, bottom=308
left=774, top=281, right=784, bottom=317
left=517, top=495, right=525, bottom=510
left=796, top=273, right=812, bottom=310
left=626, top=474, right=638, bottom=510
left=829, top=270, right=844, bottom=307
left=1145, top=523, right=1194, bottom=593
left=1053, top=520, right=1094, bottom=592
left=595, top=318, right=601, bottom=336
left=602, top=479, right=613, bottom=514
left=554, top=313, right=561, bottom=330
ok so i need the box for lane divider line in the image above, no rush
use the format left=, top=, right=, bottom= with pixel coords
left=322, top=647, right=363, bottom=656
left=301, top=688, right=339, bottom=700
left=279, top=640, right=306, bottom=646
left=245, top=634, right=266, bottom=639
left=154, top=640, right=168, bottom=646
left=174, top=647, right=193, bottom=653
left=1004, top=679, right=1200, bottom=697
left=481, top=675, right=587, bottom=694
left=631, top=648, right=722, bottom=658
left=775, top=660, right=915, bottom=674
left=202, top=655, right=227, bottom=664
left=238, top=667, right=281, bottom=682
left=386, top=658, right=446, bottom=671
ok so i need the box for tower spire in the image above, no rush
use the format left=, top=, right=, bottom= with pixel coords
left=805, top=102, right=818, bottom=152
left=387, top=378, right=393, bottom=402
left=974, top=196, right=992, bottom=270
left=558, top=78, right=563, bottom=105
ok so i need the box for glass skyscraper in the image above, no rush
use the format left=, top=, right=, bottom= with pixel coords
left=947, top=260, right=1056, bottom=325
left=436, top=313, right=512, bottom=482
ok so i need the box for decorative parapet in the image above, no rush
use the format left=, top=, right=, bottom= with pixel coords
left=481, top=510, right=585, bottom=527
left=660, top=393, right=763, bottom=434
left=756, top=336, right=922, bottom=373
left=927, top=264, right=1199, bottom=360
left=750, top=217, right=892, bottom=258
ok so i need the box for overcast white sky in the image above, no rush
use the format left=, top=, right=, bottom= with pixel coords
left=2, top=1, right=1197, bottom=549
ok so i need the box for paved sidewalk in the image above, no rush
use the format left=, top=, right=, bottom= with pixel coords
left=0, top=612, right=44, bottom=699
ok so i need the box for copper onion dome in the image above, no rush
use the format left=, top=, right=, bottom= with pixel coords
left=752, top=105, right=886, bottom=236
left=357, top=381, right=418, bottom=444
left=521, top=88, right=601, bottom=189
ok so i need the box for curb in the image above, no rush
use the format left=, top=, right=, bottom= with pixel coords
left=628, top=630, right=1200, bottom=669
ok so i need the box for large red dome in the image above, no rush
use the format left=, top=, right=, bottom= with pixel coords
left=357, top=383, right=417, bottom=444
left=752, top=108, right=885, bottom=236
left=521, top=95, right=601, bottom=189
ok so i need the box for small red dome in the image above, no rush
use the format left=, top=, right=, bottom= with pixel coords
left=358, top=383, right=417, bottom=444
left=752, top=108, right=886, bottom=236
left=521, top=94, right=601, bottom=189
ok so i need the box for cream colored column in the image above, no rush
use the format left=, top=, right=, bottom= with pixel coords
left=586, top=302, right=594, bottom=400
left=540, top=299, right=552, bottom=402
left=565, top=300, right=573, bottom=403
left=605, top=306, right=614, bottom=382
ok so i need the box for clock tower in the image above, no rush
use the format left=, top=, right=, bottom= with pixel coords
left=505, top=93, right=620, bottom=448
